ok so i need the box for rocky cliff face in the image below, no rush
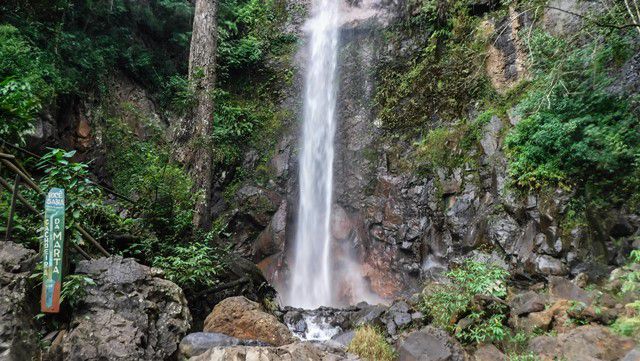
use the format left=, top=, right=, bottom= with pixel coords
left=231, top=0, right=640, bottom=303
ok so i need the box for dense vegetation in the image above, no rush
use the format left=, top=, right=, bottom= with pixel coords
left=375, top=0, right=640, bottom=218
left=0, top=0, right=295, bottom=305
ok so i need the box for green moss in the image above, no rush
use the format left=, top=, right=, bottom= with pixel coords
left=414, top=116, right=488, bottom=174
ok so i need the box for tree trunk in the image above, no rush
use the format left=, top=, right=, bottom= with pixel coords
left=174, top=0, right=218, bottom=230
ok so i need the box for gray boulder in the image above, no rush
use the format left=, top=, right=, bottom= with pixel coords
left=61, top=256, right=191, bottom=360
left=397, top=326, right=468, bottom=361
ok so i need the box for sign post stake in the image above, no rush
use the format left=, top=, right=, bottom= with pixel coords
left=41, top=188, right=65, bottom=313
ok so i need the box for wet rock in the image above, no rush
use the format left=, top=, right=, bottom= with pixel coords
left=62, top=256, right=191, bottom=361
left=0, top=241, right=38, bottom=361
left=332, top=204, right=354, bottom=240
left=332, top=330, right=356, bottom=347
left=179, top=332, right=267, bottom=359
left=384, top=300, right=413, bottom=333
left=191, top=342, right=356, bottom=361
left=528, top=325, right=635, bottom=360
left=397, top=326, right=468, bottom=361
left=253, top=201, right=287, bottom=261
left=203, top=296, right=295, bottom=346
left=283, top=310, right=307, bottom=334
left=353, top=303, right=386, bottom=327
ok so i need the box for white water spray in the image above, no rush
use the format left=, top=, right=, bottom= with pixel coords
left=287, top=0, right=340, bottom=309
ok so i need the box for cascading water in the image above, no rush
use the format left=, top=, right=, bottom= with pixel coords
left=286, top=0, right=340, bottom=309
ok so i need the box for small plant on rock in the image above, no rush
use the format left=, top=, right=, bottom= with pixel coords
left=421, top=259, right=510, bottom=344
left=347, top=325, right=397, bottom=361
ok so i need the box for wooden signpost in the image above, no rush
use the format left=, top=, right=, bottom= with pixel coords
left=41, top=188, right=65, bottom=313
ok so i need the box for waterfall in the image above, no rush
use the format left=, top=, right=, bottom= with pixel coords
left=287, top=0, right=340, bottom=309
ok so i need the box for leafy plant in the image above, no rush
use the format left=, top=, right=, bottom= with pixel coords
left=60, top=274, right=95, bottom=309
left=152, top=241, right=228, bottom=293
left=621, top=250, right=640, bottom=293
left=347, top=325, right=397, bottom=361
left=504, top=30, right=640, bottom=207
left=37, top=148, right=101, bottom=247
left=421, top=260, right=509, bottom=344
left=0, top=25, right=63, bottom=144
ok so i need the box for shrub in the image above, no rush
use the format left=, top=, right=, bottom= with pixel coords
left=60, top=274, right=96, bottom=309
left=37, top=148, right=102, bottom=246
left=152, top=241, right=228, bottom=293
left=102, top=118, right=195, bottom=243
left=421, top=260, right=509, bottom=344
left=621, top=250, right=640, bottom=293
left=347, top=325, right=397, bottom=361
left=504, top=30, right=640, bottom=207
left=0, top=25, right=63, bottom=144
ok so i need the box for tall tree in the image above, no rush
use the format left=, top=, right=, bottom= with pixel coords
left=174, top=0, right=218, bottom=229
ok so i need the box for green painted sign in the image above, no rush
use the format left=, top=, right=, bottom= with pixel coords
left=41, top=188, right=65, bottom=313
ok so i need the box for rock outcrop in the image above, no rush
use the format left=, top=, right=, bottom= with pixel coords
left=203, top=296, right=295, bottom=346
left=61, top=256, right=191, bottom=361
left=0, top=241, right=38, bottom=361
left=218, top=0, right=640, bottom=306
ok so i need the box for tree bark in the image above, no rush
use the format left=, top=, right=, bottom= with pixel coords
left=175, top=0, right=218, bottom=230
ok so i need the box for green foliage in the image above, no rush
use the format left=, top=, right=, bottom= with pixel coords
left=375, top=0, right=489, bottom=132
left=611, top=300, right=640, bottom=341
left=421, top=260, right=509, bottom=344
left=347, top=325, right=397, bottom=361
left=212, top=90, right=264, bottom=165
left=1, top=0, right=193, bottom=99
left=415, top=114, right=491, bottom=172
left=504, top=29, right=640, bottom=207
left=37, top=148, right=102, bottom=246
left=621, top=250, right=640, bottom=293
left=60, top=274, right=95, bottom=309
left=102, top=118, right=195, bottom=244
left=0, top=25, right=64, bottom=144
left=152, top=240, right=228, bottom=293
left=216, top=0, right=296, bottom=80
left=159, top=75, right=197, bottom=115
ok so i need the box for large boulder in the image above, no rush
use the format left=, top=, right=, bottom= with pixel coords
left=179, top=332, right=268, bottom=359
left=61, top=256, right=191, bottom=360
left=528, top=325, right=636, bottom=361
left=0, top=241, right=38, bottom=361
left=397, top=326, right=468, bottom=361
left=203, top=296, right=295, bottom=346
left=190, top=342, right=357, bottom=361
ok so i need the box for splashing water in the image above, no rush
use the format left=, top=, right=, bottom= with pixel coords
left=287, top=0, right=340, bottom=309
